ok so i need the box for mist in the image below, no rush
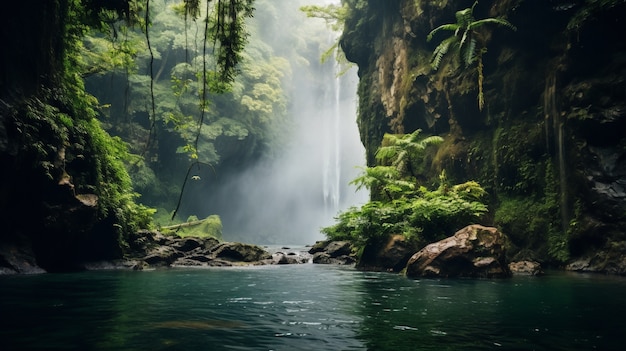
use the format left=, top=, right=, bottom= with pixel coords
left=203, top=0, right=369, bottom=245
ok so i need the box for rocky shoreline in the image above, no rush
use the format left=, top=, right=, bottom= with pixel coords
left=2, top=226, right=624, bottom=276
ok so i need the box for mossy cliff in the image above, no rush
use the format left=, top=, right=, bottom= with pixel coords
left=0, top=1, right=153, bottom=273
left=340, top=0, right=626, bottom=271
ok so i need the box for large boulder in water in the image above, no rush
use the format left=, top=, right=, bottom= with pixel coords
left=308, top=240, right=356, bottom=265
left=405, top=225, right=511, bottom=278
left=211, top=242, right=272, bottom=262
left=357, top=234, right=423, bottom=272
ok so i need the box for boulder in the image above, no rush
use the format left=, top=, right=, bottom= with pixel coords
left=273, top=253, right=301, bottom=265
left=405, top=225, right=511, bottom=278
left=509, top=260, right=544, bottom=276
left=308, top=240, right=356, bottom=265
left=143, top=246, right=184, bottom=266
left=172, top=237, right=203, bottom=252
left=307, top=240, right=329, bottom=254
left=211, top=242, right=272, bottom=262
left=566, top=244, right=626, bottom=275
left=272, top=251, right=310, bottom=264
left=0, top=243, right=46, bottom=274
left=324, top=241, right=352, bottom=257
left=358, top=234, right=422, bottom=272
left=308, top=240, right=351, bottom=257
left=312, top=252, right=356, bottom=265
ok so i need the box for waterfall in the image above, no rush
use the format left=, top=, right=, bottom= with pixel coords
left=206, top=52, right=368, bottom=245
left=320, top=56, right=369, bottom=221
left=193, top=0, right=368, bottom=245
left=322, top=61, right=344, bottom=214
left=544, top=69, right=569, bottom=233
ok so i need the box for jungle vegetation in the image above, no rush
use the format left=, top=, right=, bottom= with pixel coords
left=322, top=130, right=488, bottom=251
left=81, top=0, right=341, bottom=232
left=427, top=0, right=516, bottom=110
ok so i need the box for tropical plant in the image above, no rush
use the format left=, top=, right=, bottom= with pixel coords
left=300, top=2, right=353, bottom=73
left=323, top=130, right=488, bottom=252
left=427, top=1, right=516, bottom=110
left=323, top=172, right=488, bottom=249
left=375, top=129, right=443, bottom=178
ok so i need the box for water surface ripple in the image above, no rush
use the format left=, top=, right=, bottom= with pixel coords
left=1, top=264, right=624, bottom=350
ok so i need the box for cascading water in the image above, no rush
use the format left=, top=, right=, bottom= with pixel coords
left=545, top=69, right=569, bottom=232
left=202, top=2, right=368, bottom=245
left=322, top=60, right=345, bottom=215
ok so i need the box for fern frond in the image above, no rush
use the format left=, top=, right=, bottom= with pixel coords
left=427, top=24, right=459, bottom=42
left=375, top=146, right=399, bottom=164
left=470, top=18, right=517, bottom=31
left=463, top=38, right=477, bottom=66
left=431, top=36, right=456, bottom=70
left=417, top=135, right=444, bottom=149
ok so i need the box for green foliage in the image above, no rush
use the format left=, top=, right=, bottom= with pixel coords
left=78, top=117, right=155, bottom=233
left=300, top=3, right=353, bottom=71
left=323, top=174, right=488, bottom=249
left=324, top=131, right=487, bottom=251
left=177, top=215, right=223, bottom=239
left=494, top=161, right=570, bottom=263
left=375, top=129, right=443, bottom=178
left=427, top=1, right=516, bottom=110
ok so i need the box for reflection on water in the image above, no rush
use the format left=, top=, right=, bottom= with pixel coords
left=1, top=265, right=625, bottom=350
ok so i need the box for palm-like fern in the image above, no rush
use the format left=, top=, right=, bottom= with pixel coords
left=375, top=129, right=444, bottom=177
left=427, top=1, right=516, bottom=110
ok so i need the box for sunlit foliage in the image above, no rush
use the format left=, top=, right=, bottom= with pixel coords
left=323, top=131, right=488, bottom=251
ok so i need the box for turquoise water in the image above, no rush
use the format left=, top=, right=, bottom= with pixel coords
left=1, top=264, right=625, bottom=350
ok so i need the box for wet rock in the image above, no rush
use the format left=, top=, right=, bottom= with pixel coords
left=143, top=246, right=184, bottom=266
left=308, top=240, right=356, bottom=265
left=211, top=242, right=272, bottom=262
left=312, top=252, right=356, bottom=265
left=0, top=243, right=46, bottom=274
left=566, top=242, right=626, bottom=275
left=172, top=237, right=203, bottom=252
left=323, top=241, right=352, bottom=257
left=274, top=253, right=301, bottom=265
left=308, top=240, right=331, bottom=254
left=358, top=234, right=422, bottom=272
left=270, top=250, right=310, bottom=264
left=509, top=260, right=544, bottom=276
left=405, top=225, right=511, bottom=278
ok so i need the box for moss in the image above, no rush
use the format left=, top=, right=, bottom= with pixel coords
left=164, top=215, right=223, bottom=240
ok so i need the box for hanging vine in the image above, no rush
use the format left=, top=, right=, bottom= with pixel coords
left=170, top=0, right=255, bottom=220
left=142, top=0, right=157, bottom=159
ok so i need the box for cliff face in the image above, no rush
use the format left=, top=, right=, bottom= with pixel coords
left=340, top=0, right=626, bottom=270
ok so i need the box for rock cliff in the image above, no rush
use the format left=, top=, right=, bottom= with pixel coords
left=340, top=0, right=626, bottom=272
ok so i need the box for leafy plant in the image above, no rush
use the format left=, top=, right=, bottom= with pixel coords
left=323, top=173, right=488, bottom=249
left=375, top=129, right=443, bottom=178
left=427, top=1, right=516, bottom=110
left=300, top=3, right=353, bottom=73
left=323, top=130, right=487, bottom=252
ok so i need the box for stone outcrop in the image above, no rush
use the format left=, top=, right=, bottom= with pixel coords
left=308, top=240, right=356, bottom=265
left=0, top=243, right=46, bottom=274
left=565, top=243, right=626, bottom=275
left=341, top=0, right=626, bottom=272
left=126, top=231, right=279, bottom=269
left=509, top=260, right=544, bottom=276
left=357, top=234, right=423, bottom=272
left=405, top=225, right=510, bottom=278
left=0, top=230, right=318, bottom=274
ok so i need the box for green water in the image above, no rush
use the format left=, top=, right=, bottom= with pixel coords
left=1, top=264, right=624, bottom=350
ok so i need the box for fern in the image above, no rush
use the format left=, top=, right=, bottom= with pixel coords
left=426, top=1, right=516, bottom=110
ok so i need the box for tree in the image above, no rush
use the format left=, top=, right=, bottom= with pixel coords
left=0, top=0, right=259, bottom=268
left=427, top=1, right=516, bottom=110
